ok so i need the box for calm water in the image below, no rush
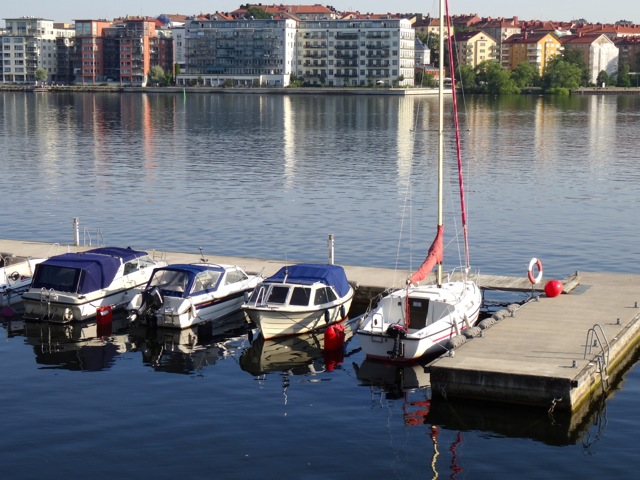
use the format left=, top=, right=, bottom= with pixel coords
left=1, top=91, right=640, bottom=478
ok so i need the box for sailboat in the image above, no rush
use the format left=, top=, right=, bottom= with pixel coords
left=356, top=0, right=482, bottom=363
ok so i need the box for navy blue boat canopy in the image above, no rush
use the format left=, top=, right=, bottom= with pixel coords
left=31, top=247, right=148, bottom=294
left=265, top=264, right=351, bottom=298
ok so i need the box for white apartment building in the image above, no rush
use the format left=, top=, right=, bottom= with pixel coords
left=2, top=17, right=74, bottom=84
left=297, top=18, right=415, bottom=87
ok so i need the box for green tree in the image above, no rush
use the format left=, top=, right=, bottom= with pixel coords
left=35, top=67, right=48, bottom=84
left=617, top=64, right=631, bottom=87
left=149, top=65, right=165, bottom=86
left=562, top=47, right=590, bottom=85
left=456, top=64, right=477, bottom=91
left=427, top=33, right=440, bottom=68
left=476, top=60, right=519, bottom=94
left=246, top=6, right=271, bottom=19
left=542, top=57, right=582, bottom=90
left=511, top=62, right=539, bottom=89
left=596, top=70, right=610, bottom=87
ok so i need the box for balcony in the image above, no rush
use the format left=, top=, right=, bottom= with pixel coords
left=336, top=32, right=358, bottom=39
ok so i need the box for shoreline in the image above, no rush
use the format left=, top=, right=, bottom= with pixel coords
left=0, top=84, right=439, bottom=96
left=4, top=84, right=640, bottom=95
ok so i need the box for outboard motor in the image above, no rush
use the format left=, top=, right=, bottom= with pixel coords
left=129, top=286, right=163, bottom=325
left=386, top=324, right=407, bottom=360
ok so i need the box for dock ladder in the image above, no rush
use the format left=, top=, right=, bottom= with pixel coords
left=583, top=324, right=611, bottom=392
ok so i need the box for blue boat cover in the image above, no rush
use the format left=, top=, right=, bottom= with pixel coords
left=265, top=264, right=351, bottom=298
left=31, top=247, right=148, bottom=294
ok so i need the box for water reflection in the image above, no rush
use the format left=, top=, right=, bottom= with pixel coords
left=239, top=318, right=357, bottom=376
left=21, top=316, right=130, bottom=371
left=128, top=311, right=249, bottom=375
left=355, top=359, right=464, bottom=478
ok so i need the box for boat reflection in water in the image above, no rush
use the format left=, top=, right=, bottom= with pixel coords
left=22, top=314, right=131, bottom=371
left=129, top=311, right=250, bottom=374
left=356, top=359, right=433, bottom=425
left=355, top=359, right=463, bottom=477
left=239, top=318, right=358, bottom=377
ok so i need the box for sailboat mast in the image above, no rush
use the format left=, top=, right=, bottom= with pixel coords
left=436, top=0, right=444, bottom=287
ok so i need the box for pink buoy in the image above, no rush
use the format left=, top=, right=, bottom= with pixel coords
left=544, top=280, right=563, bottom=298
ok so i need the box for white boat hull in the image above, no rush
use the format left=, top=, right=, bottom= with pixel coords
left=357, top=281, right=481, bottom=363
left=1, top=257, right=45, bottom=307
left=147, top=291, right=251, bottom=329
left=22, top=283, right=146, bottom=323
left=244, top=295, right=353, bottom=340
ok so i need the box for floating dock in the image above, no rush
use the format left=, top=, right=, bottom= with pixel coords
left=3, top=238, right=639, bottom=412
left=429, top=271, right=640, bottom=412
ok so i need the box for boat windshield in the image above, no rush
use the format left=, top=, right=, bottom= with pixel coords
left=190, top=270, right=222, bottom=294
left=149, top=269, right=191, bottom=294
left=265, top=285, right=290, bottom=304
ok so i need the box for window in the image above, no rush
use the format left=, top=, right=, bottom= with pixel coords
left=266, top=285, right=289, bottom=304
left=290, top=287, right=311, bottom=306
left=225, top=269, right=248, bottom=285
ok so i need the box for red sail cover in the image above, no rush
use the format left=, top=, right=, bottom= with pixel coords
left=408, top=225, right=444, bottom=285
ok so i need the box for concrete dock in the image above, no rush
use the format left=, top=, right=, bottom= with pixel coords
left=3, top=238, right=639, bottom=412
left=430, top=271, right=640, bottom=412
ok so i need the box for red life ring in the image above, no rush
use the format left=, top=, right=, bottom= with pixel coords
left=528, top=258, right=543, bottom=284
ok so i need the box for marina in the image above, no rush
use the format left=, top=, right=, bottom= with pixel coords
left=2, top=237, right=638, bottom=413
left=2, top=90, right=640, bottom=478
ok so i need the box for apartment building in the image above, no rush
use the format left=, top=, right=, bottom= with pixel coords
left=298, top=18, right=415, bottom=87
left=1, top=17, right=74, bottom=84
left=452, top=30, right=497, bottom=68
left=179, top=17, right=297, bottom=87
left=74, top=18, right=172, bottom=86
left=501, top=32, right=562, bottom=75
left=178, top=17, right=415, bottom=87
left=561, top=33, right=619, bottom=84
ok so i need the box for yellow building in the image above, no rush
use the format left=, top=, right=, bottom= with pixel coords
left=501, top=32, right=562, bottom=74
left=453, top=30, right=497, bottom=68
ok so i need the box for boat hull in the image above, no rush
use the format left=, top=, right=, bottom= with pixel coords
left=1, top=257, right=45, bottom=307
left=357, top=281, right=481, bottom=363
left=244, top=294, right=353, bottom=340
left=151, top=290, right=252, bottom=329
left=22, top=284, right=146, bottom=323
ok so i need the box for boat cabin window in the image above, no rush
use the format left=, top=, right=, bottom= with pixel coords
left=225, top=269, right=248, bottom=285
left=192, top=271, right=221, bottom=293
left=314, top=287, right=337, bottom=306
left=123, top=260, right=139, bottom=275
left=265, top=285, right=289, bottom=304
left=289, top=286, right=311, bottom=306
left=149, top=270, right=190, bottom=293
left=138, top=255, right=156, bottom=268
left=32, top=265, right=80, bottom=293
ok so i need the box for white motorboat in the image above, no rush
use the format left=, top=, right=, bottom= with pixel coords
left=21, top=246, right=165, bottom=323
left=1, top=252, right=46, bottom=307
left=356, top=0, right=482, bottom=363
left=127, top=263, right=262, bottom=329
left=242, top=263, right=354, bottom=340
